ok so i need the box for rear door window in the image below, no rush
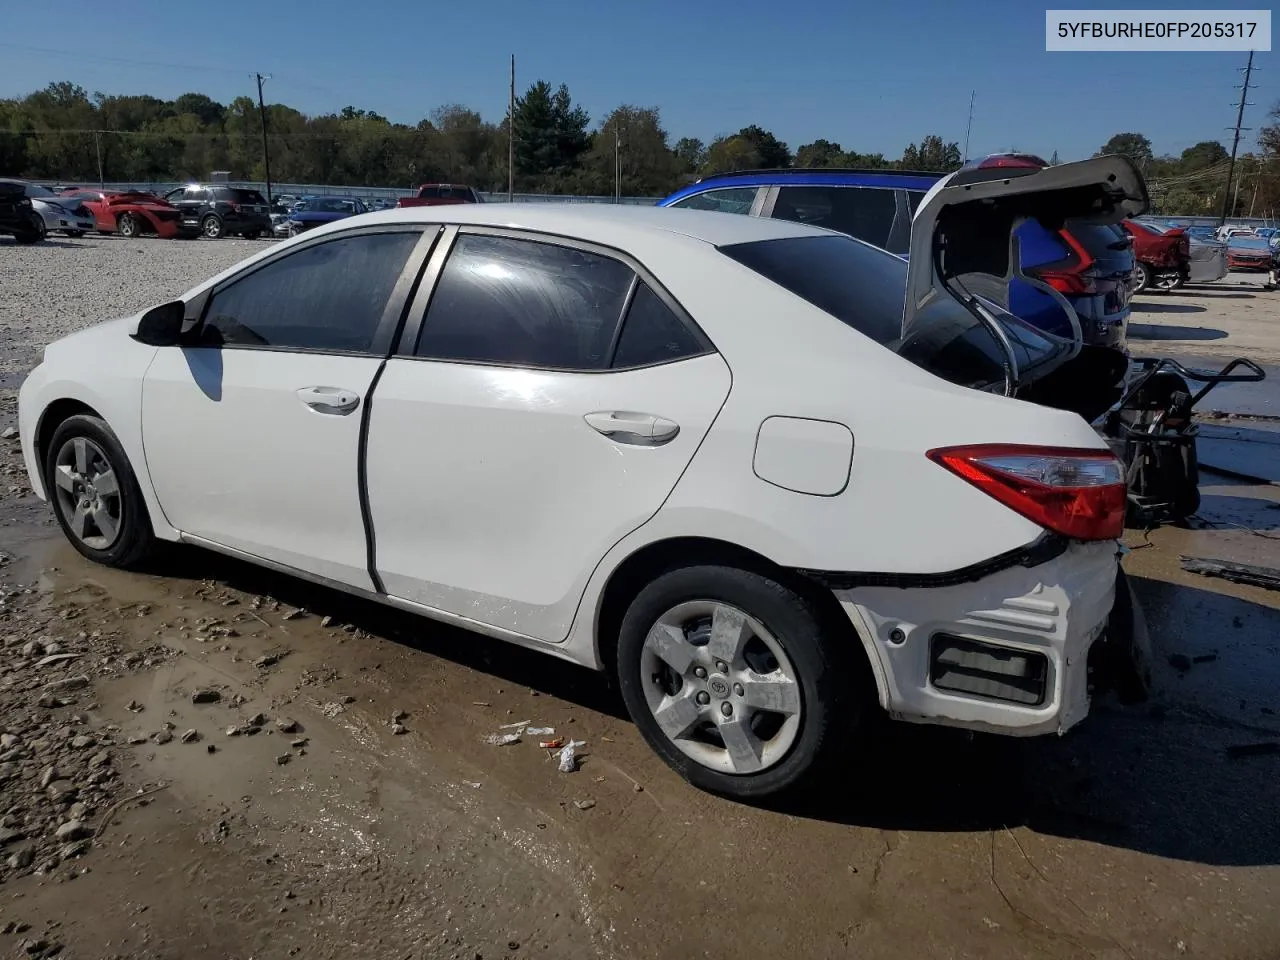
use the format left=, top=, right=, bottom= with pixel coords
left=416, top=234, right=636, bottom=370
left=668, top=187, right=759, bottom=215
left=219, top=188, right=267, bottom=205
left=770, top=185, right=899, bottom=251
left=610, top=282, right=709, bottom=369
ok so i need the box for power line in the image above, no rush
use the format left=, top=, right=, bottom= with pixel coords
left=962, top=90, right=975, bottom=164
left=1219, top=50, right=1257, bottom=226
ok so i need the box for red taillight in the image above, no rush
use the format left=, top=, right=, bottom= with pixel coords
left=927, top=444, right=1126, bottom=541
left=975, top=153, right=1049, bottom=169
left=1029, top=228, right=1098, bottom=295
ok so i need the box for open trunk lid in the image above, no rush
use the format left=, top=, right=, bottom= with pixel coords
left=903, top=156, right=1148, bottom=345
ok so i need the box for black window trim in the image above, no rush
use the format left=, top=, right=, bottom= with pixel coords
left=182, top=224, right=441, bottom=358
left=393, top=224, right=717, bottom=374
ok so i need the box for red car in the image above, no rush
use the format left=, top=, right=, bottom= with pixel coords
left=395, top=183, right=483, bottom=208
left=58, top=188, right=193, bottom=239
left=1120, top=219, right=1190, bottom=292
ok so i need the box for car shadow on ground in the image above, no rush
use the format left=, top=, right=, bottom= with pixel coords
left=1179, top=288, right=1258, bottom=298
left=1130, top=301, right=1207, bottom=315
left=131, top=546, right=1280, bottom=868
left=1128, top=323, right=1227, bottom=341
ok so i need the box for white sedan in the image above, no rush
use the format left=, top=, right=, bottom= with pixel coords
left=18, top=173, right=1136, bottom=798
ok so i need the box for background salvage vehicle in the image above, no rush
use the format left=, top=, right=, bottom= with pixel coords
left=280, top=195, right=369, bottom=236
left=163, top=183, right=272, bottom=239
left=6, top=179, right=96, bottom=238
left=1121, top=219, right=1190, bottom=291
left=19, top=167, right=1170, bottom=798
left=60, top=187, right=191, bottom=239
left=0, top=178, right=44, bottom=243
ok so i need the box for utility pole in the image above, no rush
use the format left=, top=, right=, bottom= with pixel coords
left=255, top=72, right=273, bottom=206
left=1248, top=158, right=1260, bottom=217
left=614, top=126, right=621, bottom=202
left=962, top=90, right=975, bottom=164
left=1218, top=50, right=1256, bottom=228
left=93, top=130, right=104, bottom=188
left=508, top=55, right=515, bottom=202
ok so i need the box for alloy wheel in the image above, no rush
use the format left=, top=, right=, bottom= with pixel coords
left=52, top=436, right=124, bottom=551
left=202, top=216, right=223, bottom=239
left=640, top=600, right=802, bottom=775
left=117, top=213, right=137, bottom=238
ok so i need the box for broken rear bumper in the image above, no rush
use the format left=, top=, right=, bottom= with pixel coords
left=833, top=540, right=1119, bottom=736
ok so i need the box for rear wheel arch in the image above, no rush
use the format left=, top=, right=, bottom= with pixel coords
left=593, top=536, right=876, bottom=698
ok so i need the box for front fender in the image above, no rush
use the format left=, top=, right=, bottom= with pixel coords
left=17, top=338, right=178, bottom=542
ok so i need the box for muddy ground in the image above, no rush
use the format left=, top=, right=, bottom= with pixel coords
left=0, top=249, right=1278, bottom=959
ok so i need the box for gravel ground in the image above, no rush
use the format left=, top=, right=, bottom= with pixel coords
left=0, top=235, right=273, bottom=383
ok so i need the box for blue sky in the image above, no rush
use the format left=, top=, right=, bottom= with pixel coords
left=0, top=0, right=1273, bottom=162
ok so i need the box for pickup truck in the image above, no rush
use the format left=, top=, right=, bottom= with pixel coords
left=395, top=184, right=483, bottom=208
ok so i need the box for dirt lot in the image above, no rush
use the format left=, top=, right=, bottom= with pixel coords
left=1, top=237, right=1278, bottom=960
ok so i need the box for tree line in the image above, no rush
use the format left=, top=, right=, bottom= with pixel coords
left=4, top=81, right=1277, bottom=215
left=1098, top=128, right=1280, bottom=219
left=0, top=81, right=965, bottom=195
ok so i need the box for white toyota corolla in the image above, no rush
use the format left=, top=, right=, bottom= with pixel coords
left=18, top=158, right=1147, bottom=798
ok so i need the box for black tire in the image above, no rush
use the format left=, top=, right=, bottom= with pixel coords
left=43, top=414, right=156, bottom=569
left=65, top=230, right=86, bottom=238
left=201, top=214, right=223, bottom=239
left=243, top=229, right=262, bottom=240
left=116, top=213, right=139, bottom=238
left=1134, top=262, right=1153, bottom=294
left=616, top=564, right=864, bottom=800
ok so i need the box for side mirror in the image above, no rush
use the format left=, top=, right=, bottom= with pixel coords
left=132, top=300, right=186, bottom=346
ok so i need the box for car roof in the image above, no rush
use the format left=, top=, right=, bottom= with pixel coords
left=662, top=167, right=944, bottom=202
left=340, top=203, right=835, bottom=247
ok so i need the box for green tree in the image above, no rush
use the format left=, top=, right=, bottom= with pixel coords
left=581, top=105, right=681, bottom=196
left=673, top=136, right=705, bottom=173
left=702, top=134, right=761, bottom=174
left=735, top=125, right=789, bottom=168
left=1096, top=132, right=1153, bottom=167
left=794, top=139, right=845, bottom=167
left=1179, top=140, right=1229, bottom=170
left=901, top=135, right=962, bottom=172
left=510, top=80, right=590, bottom=189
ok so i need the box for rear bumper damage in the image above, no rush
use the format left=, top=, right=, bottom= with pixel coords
left=834, top=540, right=1119, bottom=736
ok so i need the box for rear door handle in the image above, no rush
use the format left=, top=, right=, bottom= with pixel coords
left=583, top=411, right=680, bottom=446
left=296, top=386, right=360, bottom=416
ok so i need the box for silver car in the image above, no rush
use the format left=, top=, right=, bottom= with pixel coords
left=6, top=179, right=96, bottom=238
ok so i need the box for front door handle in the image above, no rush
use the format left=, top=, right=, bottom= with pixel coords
left=583, top=411, right=680, bottom=446
left=296, top=386, right=360, bottom=416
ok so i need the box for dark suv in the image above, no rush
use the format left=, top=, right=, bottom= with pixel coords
left=0, top=180, right=42, bottom=244
left=659, top=158, right=1135, bottom=350
left=163, top=184, right=272, bottom=239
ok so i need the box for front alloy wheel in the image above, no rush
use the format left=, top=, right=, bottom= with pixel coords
left=116, top=213, right=139, bottom=238
left=52, top=435, right=123, bottom=551
left=45, top=414, right=156, bottom=568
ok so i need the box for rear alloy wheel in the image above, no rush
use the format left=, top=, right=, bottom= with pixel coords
left=116, top=213, right=139, bottom=238
left=617, top=565, right=861, bottom=799
left=45, top=414, right=156, bottom=569
left=1134, top=262, right=1153, bottom=294
left=201, top=214, right=224, bottom=239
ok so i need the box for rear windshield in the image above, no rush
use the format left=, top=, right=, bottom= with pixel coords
left=1071, top=222, right=1131, bottom=251
left=217, top=187, right=267, bottom=204
left=718, top=235, right=907, bottom=344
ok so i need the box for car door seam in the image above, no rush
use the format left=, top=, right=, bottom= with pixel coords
left=358, top=358, right=389, bottom=594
